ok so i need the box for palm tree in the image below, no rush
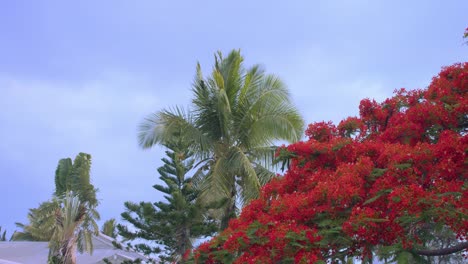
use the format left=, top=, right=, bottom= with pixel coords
left=13, top=153, right=99, bottom=242
left=101, top=218, right=117, bottom=238
left=138, top=50, right=304, bottom=229
left=48, top=192, right=99, bottom=264
left=12, top=200, right=59, bottom=241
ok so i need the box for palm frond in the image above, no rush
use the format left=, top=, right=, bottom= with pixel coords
left=227, top=147, right=261, bottom=203
left=101, top=218, right=117, bottom=238
left=235, top=74, right=303, bottom=147
left=199, top=157, right=233, bottom=199
left=54, top=158, right=73, bottom=196
left=138, top=107, right=213, bottom=159
left=253, top=163, right=278, bottom=186
left=246, top=146, right=279, bottom=168
left=238, top=65, right=265, bottom=103
left=218, top=49, right=243, bottom=107
left=247, top=106, right=303, bottom=147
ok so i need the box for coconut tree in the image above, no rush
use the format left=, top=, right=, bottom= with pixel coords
left=138, top=50, right=304, bottom=229
left=48, top=192, right=99, bottom=264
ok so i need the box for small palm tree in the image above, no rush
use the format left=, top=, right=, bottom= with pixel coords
left=139, top=50, right=304, bottom=228
left=101, top=218, right=117, bottom=238
left=13, top=200, right=59, bottom=241
left=13, top=153, right=100, bottom=242
left=48, top=192, right=99, bottom=264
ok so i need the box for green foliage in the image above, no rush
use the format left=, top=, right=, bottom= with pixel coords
left=138, top=50, right=304, bottom=228
left=55, top=153, right=98, bottom=207
left=13, top=200, right=60, bottom=241
left=14, top=152, right=99, bottom=243
left=13, top=153, right=100, bottom=264
left=0, top=226, right=8, bottom=241
left=101, top=218, right=117, bottom=238
left=363, top=189, right=392, bottom=205
left=47, top=192, right=99, bottom=263
left=369, top=168, right=388, bottom=180
left=54, top=158, right=73, bottom=196
left=119, top=139, right=218, bottom=263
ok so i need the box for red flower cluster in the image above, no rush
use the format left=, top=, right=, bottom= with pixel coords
left=191, top=63, right=468, bottom=263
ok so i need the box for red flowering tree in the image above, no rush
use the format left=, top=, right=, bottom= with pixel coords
left=189, top=63, right=468, bottom=263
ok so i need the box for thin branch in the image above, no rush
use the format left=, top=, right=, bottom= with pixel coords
left=412, top=241, right=468, bottom=256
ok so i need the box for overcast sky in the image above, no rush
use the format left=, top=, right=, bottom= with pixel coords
left=0, top=1, right=466, bottom=235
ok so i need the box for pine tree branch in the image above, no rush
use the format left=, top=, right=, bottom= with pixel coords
left=412, top=241, right=468, bottom=256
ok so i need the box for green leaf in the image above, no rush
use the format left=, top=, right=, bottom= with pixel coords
left=394, top=163, right=412, bottom=170
left=437, top=192, right=462, bottom=198
left=362, top=217, right=389, bottom=223
left=396, top=251, right=412, bottom=264
left=363, top=189, right=392, bottom=205
left=370, top=168, right=388, bottom=179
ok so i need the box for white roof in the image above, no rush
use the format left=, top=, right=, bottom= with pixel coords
left=0, top=233, right=148, bottom=264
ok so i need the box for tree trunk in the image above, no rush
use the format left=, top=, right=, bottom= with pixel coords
left=221, top=187, right=237, bottom=230
left=60, top=237, right=77, bottom=264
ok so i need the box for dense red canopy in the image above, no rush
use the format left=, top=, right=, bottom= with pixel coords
left=192, top=63, right=468, bottom=263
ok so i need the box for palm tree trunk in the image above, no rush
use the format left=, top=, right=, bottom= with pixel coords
left=221, top=187, right=237, bottom=230
left=55, top=236, right=77, bottom=264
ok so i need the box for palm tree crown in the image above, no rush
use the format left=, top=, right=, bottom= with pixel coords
left=138, top=50, right=304, bottom=228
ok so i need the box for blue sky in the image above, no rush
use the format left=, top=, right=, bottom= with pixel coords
left=0, top=1, right=466, bottom=235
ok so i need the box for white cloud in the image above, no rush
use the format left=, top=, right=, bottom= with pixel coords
left=0, top=72, right=161, bottom=146
left=0, top=72, right=168, bottom=230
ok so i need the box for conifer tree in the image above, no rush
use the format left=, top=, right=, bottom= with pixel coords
left=118, top=138, right=217, bottom=263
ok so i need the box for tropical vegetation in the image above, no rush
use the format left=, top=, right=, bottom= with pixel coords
left=138, top=50, right=304, bottom=229
left=101, top=218, right=117, bottom=238
left=12, top=153, right=100, bottom=264
left=7, top=31, right=468, bottom=264
left=189, top=63, right=468, bottom=263
left=48, top=192, right=99, bottom=264
left=118, top=138, right=218, bottom=263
